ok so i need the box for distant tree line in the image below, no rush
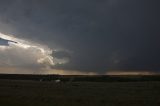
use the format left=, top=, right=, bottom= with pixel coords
left=0, top=74, right=160, bottom=82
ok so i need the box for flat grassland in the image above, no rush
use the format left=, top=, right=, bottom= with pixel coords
left=0, top=80, right=160, bottom=106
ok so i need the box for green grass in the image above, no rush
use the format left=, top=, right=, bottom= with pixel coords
left=0, top=80, right=160, bottom=106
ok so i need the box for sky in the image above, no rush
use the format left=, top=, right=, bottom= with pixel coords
left=0, top=0, right=159, bottom=75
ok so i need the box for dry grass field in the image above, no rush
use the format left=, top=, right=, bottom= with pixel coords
left=0, top=79, right=160, bottom=106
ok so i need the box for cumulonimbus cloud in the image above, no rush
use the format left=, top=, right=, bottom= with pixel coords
left=0, top=32, right=68, bottom=69
left=0, top=33, right=98, bottom=75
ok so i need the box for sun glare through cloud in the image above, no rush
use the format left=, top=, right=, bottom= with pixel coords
left=0, top=32, right=71, bottom=74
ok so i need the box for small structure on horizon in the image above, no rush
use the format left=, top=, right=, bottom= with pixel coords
left=55, top=79, right=61, bottom=83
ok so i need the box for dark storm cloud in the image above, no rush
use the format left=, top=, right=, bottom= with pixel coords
left=0, top=0, right=160, bottom=74
left=53, top=50, right=71, bottom=59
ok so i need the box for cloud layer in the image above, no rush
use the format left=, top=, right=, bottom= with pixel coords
left=0, top=0, right=159, bottom=74
left=0, top=33, right=71, bottom=74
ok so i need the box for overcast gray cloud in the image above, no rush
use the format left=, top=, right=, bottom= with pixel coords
left=0, top=0, right=160, bottom=74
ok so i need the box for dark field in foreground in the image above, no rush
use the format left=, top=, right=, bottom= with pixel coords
left=0, top=80, right=160, bottom=106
